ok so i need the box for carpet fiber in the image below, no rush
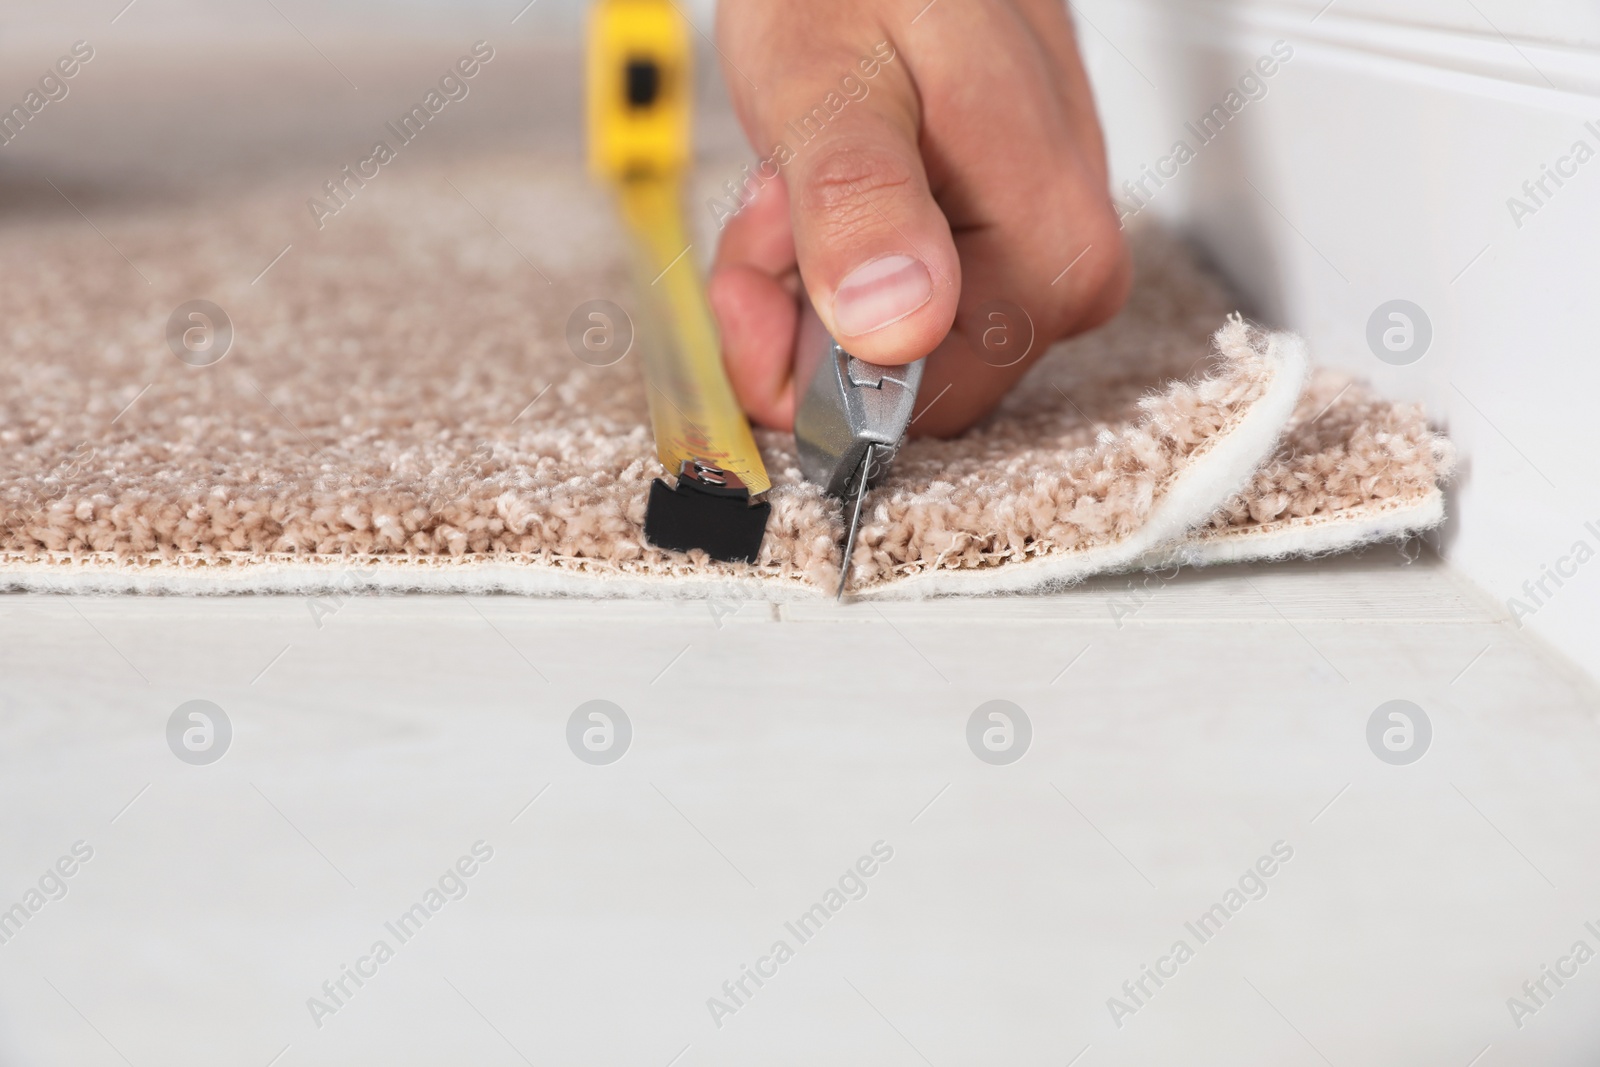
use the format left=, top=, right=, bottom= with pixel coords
left=0, top=154, right=1451, bottom=597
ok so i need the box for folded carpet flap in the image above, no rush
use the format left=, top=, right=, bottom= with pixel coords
left=843, top=317, right=1308, bottom=597
left=1144, top=369, right=1456, bottom=570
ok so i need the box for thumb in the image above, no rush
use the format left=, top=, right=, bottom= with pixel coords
left=757, top=49, right=958, bottom=366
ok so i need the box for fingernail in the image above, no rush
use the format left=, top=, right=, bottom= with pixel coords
left=831, top=254, right=932, bottom=337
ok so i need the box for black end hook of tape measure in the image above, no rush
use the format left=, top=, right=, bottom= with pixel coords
left=644, top=477, right=769, bottom=563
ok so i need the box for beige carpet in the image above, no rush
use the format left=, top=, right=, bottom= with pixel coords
left=0, top=152, right=1451, bottom=597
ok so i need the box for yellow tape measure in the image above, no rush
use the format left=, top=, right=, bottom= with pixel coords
left=587, top=0, right=771, bottom=561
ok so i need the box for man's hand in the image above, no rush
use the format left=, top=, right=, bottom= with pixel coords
left=708, top=0, right=1131, bottom=438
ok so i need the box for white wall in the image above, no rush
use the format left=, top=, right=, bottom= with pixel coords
left=1075, top=0, right=1600, bottom=682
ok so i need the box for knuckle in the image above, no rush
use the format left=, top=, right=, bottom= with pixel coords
left=1076, top=221, right=1134, bottom=328
left=798, top=143, right=920, bottom=231
left=1037, top=209, right=1131, bottom=335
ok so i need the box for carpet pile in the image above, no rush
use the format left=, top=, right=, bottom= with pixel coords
left=0, top=155, right=1451, bottom=597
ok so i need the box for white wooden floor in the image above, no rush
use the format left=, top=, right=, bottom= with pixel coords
left=1, top=550, right=1598, bottom=1066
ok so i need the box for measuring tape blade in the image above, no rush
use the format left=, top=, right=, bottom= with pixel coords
left=618, top=176, right=770, bottom=496
left=588, top=0, right=770, bottom=561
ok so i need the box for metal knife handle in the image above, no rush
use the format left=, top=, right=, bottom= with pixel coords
left=792, top=300, right=925, bottom=498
